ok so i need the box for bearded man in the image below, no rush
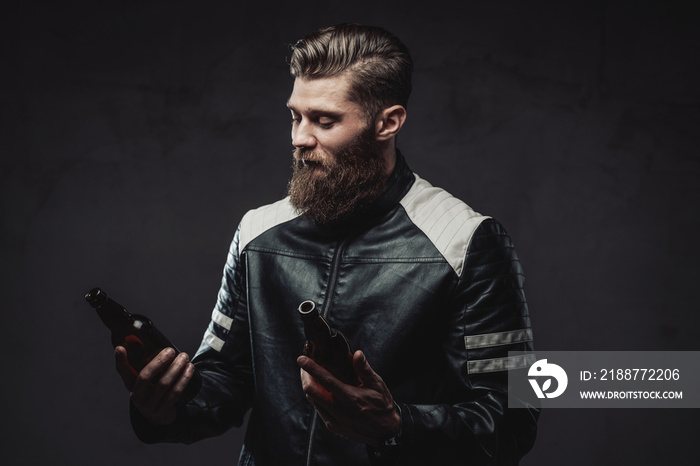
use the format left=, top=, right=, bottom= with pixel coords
left=115, top=24, right=539, bottom=465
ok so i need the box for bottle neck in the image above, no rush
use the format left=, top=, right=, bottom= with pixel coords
left=95, top=301, right=133, bottom=330
left=302, top=312, right=333, bottom=340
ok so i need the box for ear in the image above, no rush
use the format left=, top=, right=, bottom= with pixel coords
left=374, top=105, right=407, bottom=141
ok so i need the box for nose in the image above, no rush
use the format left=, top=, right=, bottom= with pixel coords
left=291, top=120, right=316, bottom=149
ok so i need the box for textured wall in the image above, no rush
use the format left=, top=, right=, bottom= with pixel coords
left=1, top=0, right=698, bottom=464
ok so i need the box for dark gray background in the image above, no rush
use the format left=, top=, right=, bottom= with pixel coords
left=2, top=0, right=698, bottom=464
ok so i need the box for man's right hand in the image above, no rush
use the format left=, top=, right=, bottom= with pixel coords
left=115, top=346, right=195, bottom=426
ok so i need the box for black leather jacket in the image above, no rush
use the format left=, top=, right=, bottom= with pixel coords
left=131, top=153, right=538, bottom=465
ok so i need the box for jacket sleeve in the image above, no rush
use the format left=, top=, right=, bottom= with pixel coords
left=370, top=218, right=539, bottom=465
left=130, top=222, right=255, bottom=444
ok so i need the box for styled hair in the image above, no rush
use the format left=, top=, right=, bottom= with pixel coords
left=289, top=24, right=413, bottom=120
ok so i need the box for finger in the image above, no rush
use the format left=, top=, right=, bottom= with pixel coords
left=308, top=389, right=390, bottom=446
left=305, top=392, right=337, bottom=425
left=300, top=366, right=346, bottom=422
left=131, top=348, right=178, bottom=404
left=132, top=357, right=191, bottom=427
left=158, top=361, right=195, bottom=409
left=312, top=402, right=380, bottom=445
left=114, top=346, right=138, bottom=391
left=300, top=367, right=335, bottom=404
left=304, top=390, right=374, bottom=443
left=301, top=367, right=364, bottom=431
left=297, top=355, right=348, bottom=397
left=153, top=352, right=190, bottom=399
left=353, top=351, right=386, bottom=392
left=304, top=383, right=335, bottom=412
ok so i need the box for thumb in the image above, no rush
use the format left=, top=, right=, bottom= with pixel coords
left=353, top=350, right=381, bottom=388
left=115, top=346, right=138, bottom=391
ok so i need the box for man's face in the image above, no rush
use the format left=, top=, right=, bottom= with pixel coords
left=286, top=74, right=388, bottom=224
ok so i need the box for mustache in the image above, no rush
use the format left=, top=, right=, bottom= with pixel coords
left=293, top=148, right=328, bottom=168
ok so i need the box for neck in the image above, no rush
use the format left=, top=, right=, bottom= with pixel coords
left=379, top=139, right=397, bottom=175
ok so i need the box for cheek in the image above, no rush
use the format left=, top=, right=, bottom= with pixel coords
left=319, top=131, right=355, bottom=154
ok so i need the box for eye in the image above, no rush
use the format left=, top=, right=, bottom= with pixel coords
left=316, top=119, right=335, bottom=129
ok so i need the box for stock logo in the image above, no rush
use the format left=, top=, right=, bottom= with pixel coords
left=528, top=359, right=568, bottom=399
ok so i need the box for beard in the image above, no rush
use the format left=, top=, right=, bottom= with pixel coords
left=287, top=126, right=388, bottom=225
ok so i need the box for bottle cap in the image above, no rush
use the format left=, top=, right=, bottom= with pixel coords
left=298, top=300, right=318, bottom=316
left=85, top=287, right=107, bottom=308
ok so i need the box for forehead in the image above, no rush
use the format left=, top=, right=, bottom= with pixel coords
left=287, top=74, right=362, bottom=115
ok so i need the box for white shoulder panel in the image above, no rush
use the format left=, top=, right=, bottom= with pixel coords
left=399, top=174, right=489, bottom=277
left=238, top=197, right=299, bottom=256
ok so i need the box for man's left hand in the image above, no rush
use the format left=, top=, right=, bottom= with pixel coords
left=298, top=350, right=401, bottom=446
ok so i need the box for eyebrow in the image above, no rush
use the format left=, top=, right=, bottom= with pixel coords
left=286, top=102, right=343, bottom=119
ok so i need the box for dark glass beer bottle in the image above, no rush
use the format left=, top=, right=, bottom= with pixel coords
left=298, top=300, right=359, bottom=386
left=85, top=287, right=202, bottom=401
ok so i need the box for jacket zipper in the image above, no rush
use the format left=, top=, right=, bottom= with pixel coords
left=305, top=238, right=349, bottom=466
left=322, top=238, right=348, bottom=319
left=305, top=412, right=319, bottom=466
